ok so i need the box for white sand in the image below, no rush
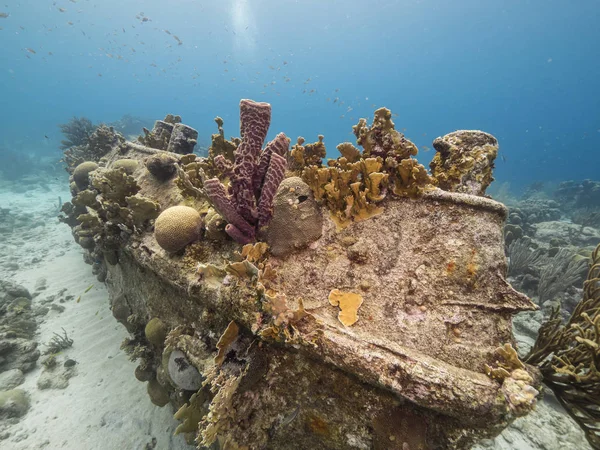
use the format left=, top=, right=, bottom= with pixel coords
left=0, top=179, right=189, bottom=450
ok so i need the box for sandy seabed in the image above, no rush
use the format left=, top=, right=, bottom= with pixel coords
left=0, top=178, right=591, bottom=450
left=0, top=179, right=188, bottom=450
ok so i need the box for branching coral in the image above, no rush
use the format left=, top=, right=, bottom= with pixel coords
left=525, top=243, right=600, bottom=448
left=202, top=100, right=290, bottom=244
left=485, top=344, right=539, bottom=417
left=43, top=328, right=73, bottom=355
left=507, top=238, right=545, bottom=278
left=289, top=135, right=326, bottom=173
left=59, top=116, right=96, bottom=150
left=537, top=248, right=588, bottom=304
left=301, top=108, right=434, bottom=228
left=62, top=125, right=124, bottom=171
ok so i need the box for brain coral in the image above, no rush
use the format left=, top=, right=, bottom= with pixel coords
left=112, top=158, right=139, bottom=174
left=72, top=161, right=99, bottom=189
left=154, top=205, right=202, bottom=252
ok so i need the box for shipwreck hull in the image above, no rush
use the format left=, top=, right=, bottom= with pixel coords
left=83, top=139, right=539, bottom=449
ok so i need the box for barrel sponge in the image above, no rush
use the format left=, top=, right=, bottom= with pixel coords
left=73, top=161, right=99, bottom=189
left=262, top=177, right=323, bottom=256
left=154, top=205, right=202, bottom=252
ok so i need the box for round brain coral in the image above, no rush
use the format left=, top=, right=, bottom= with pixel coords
left=154, top=205, right=202, bottom=252
left=73, top=161, right=99, bottom=189
left=112, top=158, right=139, bottom=174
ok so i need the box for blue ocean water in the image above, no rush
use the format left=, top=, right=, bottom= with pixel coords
left=1, top=0, right=599, bottom=187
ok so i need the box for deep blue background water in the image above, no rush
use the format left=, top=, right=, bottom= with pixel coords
left=1, top=0, right=598, bottom=190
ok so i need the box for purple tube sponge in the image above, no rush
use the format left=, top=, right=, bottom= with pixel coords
left=203, top=99, right=290, bottom=244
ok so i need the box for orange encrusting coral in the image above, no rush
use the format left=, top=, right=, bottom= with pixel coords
left=328, top=289, right=364, bottom=327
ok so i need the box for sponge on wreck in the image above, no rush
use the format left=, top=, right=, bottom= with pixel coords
left=154, top=205, right=203, bottom=252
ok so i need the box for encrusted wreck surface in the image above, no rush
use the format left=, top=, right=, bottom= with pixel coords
left=60, top=101, right=539, bottom=449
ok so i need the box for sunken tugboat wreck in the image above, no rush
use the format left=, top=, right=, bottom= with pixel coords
left=60, top=99, right=539, bottom=449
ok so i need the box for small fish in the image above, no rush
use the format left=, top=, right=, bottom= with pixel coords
left=67, top=21, right=73, bottom=25
left=501, top=154, right=507, bottom=163
left=19, top=25, right=24, bottom=30
left=48, top=52, right=53, bottom=55
left=76, top=296, right=81, bottom=303
left=0, top=12, right=9, bottom=18
left=44, top=135, right=49, bottom=139
left=420, top=146, right=430, bottom=152
left=280, top=406, right=300, bottom=427
left=84, top=284, right=94, bottom=293
left=25, top=48, right=36, bottom=54
left=164, top=29, right=171, bottom=35
left=58, top=7, right=66, bottom=12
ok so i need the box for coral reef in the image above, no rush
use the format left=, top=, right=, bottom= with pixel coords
left=525, top=243, right=600, bottom=449
left=555, top=179, right=600, bottom=211
left=57, top=101, right=546, bottom=449
left=430, top=130, right=498, bottom=196
left=59, top=158, right=160, bottom=282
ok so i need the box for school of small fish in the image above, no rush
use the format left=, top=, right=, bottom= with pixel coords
left=3, top=1, right=438, bottom=148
